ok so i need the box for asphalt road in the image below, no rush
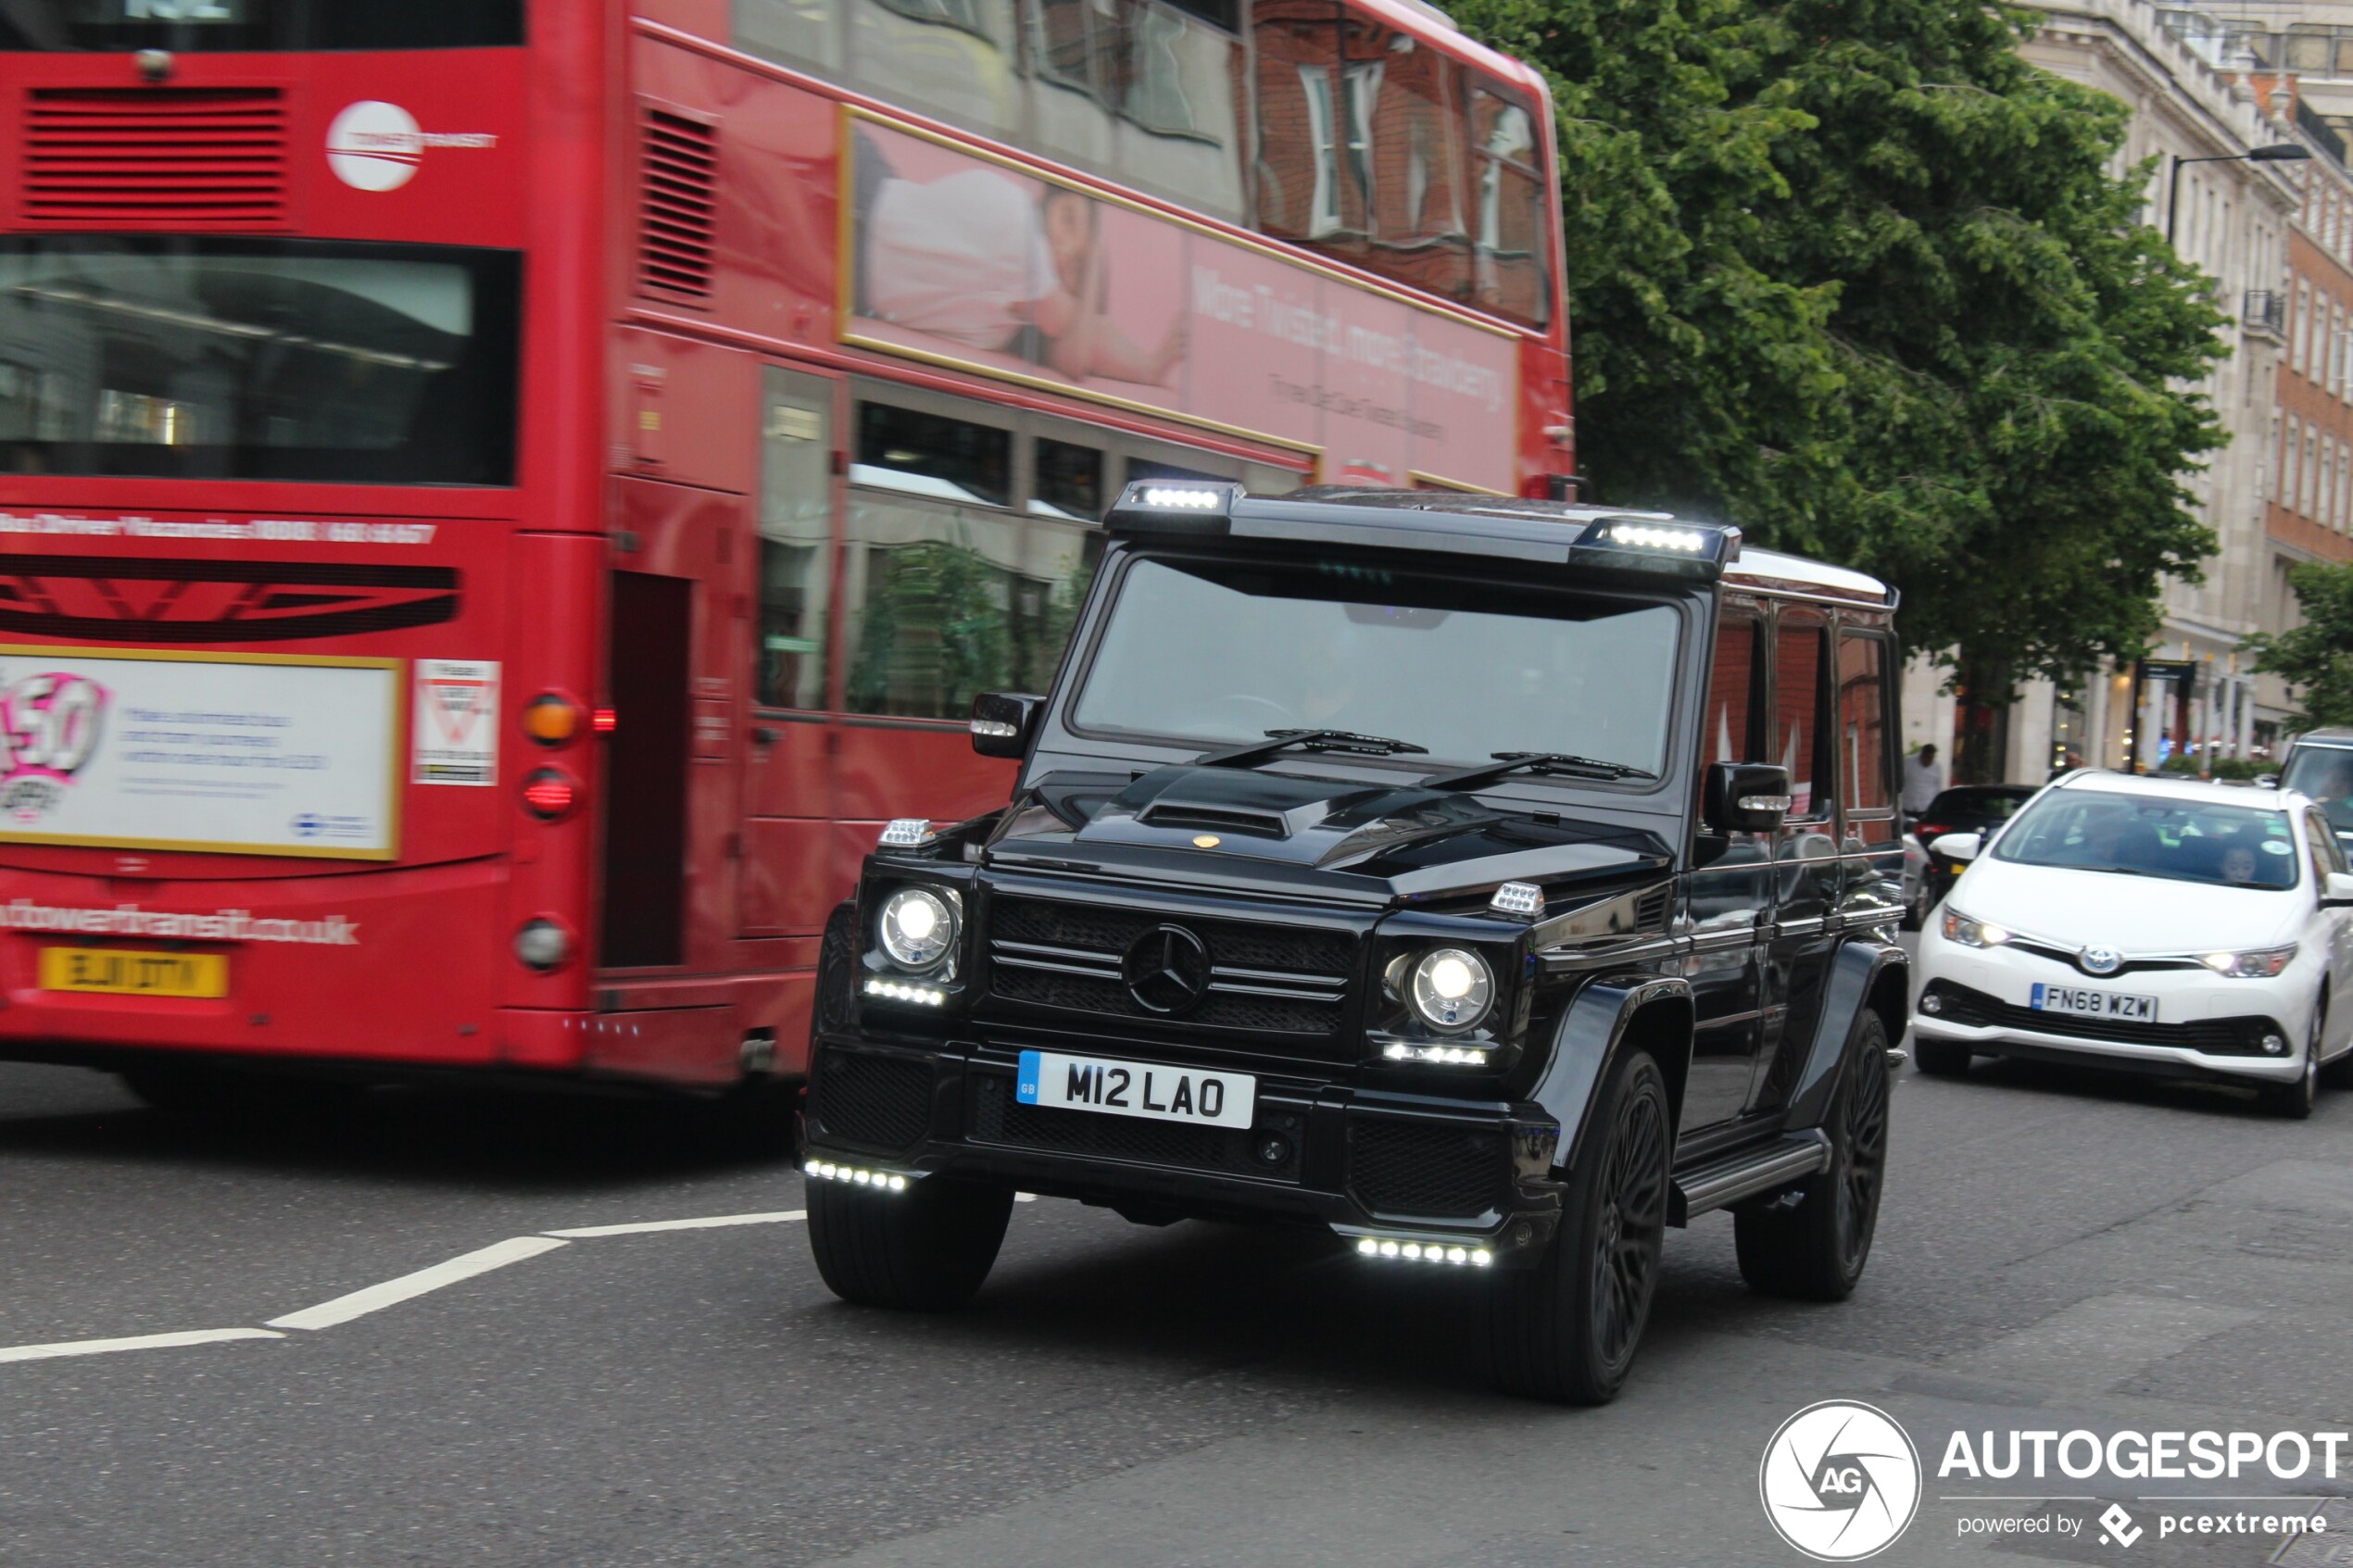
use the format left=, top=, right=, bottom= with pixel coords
left=5, top=1009, right=2351, bottom=1567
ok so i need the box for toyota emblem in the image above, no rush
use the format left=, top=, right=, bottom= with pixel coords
left=1122, top=924, right=1211, bottom=1014
left=2079, top=946, right=2123, bottom=976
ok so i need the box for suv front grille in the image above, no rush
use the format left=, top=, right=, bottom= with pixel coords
left=968, top=1071, right=1302, bottom=1180
left=985, top=896, right=1354, bottom=1037
left=811, top=1050, right=934, bottom=1151
left=1347, top=1117, right=1505, bottom=1220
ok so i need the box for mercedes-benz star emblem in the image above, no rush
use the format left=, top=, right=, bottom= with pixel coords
left=2079, top=946, right=2122, bottom=976
left=1122, top=924, right=1211, bottom=1015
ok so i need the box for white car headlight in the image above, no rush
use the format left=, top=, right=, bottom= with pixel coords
left=878, top=886, right=958, bottom=972
left=2198, top=945, right=2297, bottom=979
left=1407, top=947, right=1494, bottom=1032
left=1940, top=907, right=2011, bottom=948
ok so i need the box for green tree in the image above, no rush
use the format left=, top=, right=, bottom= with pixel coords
left=2245, top=561, right=2353, bottom=727
left=1451, top=0, right=2227, bottom=693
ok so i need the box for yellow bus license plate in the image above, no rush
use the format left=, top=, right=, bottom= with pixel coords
left=38, top=947, right=228, bottom=998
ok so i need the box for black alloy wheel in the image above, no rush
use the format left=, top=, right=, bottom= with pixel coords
left=1488, top=1047, right=1672, bottom=1405
left=1734, top=1011, right=1894, bottom=1301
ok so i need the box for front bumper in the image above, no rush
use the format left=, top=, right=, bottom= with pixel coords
left=1914, top=931, right=2311, bottom=1085
left=801, top=1032, right=1567, bottom=1266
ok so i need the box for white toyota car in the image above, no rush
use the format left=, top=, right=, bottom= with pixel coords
left=1913, top=771, right=2353, bottom=1117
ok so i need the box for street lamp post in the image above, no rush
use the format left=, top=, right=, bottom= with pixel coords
left=2165, top=143, right=2312, bottom=248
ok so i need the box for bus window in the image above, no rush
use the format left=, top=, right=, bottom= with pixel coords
left=1359, top=19, right=1470, bottom=304
left=1469, top=84, right=1550, bottom=328
left=756, top=369, right=837, bottom=711
left=1837, top=633, right=1893, bottom=816
left=736, top=0, right=843, bottom=70
left=0, top=0, right=523, bottom=50
left=1252, top=0, right=1340, bottom=245
left=1034, top=436, right=1104, bottom=521
left=853, top=0, right=1021, bottom=140
left=843, top=395, right=1021, bottom=719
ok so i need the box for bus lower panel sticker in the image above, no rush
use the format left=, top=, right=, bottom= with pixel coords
left=413, top=659, right=499, bottom=786
left=0, top=646, right=399, bottom=859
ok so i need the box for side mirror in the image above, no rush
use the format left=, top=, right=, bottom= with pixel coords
left=969, top=692, right=1043, bottom=759
left=2324, top=871, right=2353, bottom=908
left=1704, top=762, right=1792, bottom=834
left=1937, top=831, right=1983, bottom=863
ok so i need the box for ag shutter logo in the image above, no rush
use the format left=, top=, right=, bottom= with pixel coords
left=1760, top=1400, right=1923, bottom=1561
left=326, top=101, right=499, bottom=193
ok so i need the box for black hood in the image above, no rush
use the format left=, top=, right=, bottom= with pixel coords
left=979, top=763, right=1673, bottom=907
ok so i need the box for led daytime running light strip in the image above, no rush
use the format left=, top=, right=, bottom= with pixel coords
left=865, top=977, right=947, bottom=1006
left=1356, top=1237, right=1493, bottom=1266
left=1383, top=1043, right=1489, bottom=1066
left=805, top=1160, right=911, bottom=1192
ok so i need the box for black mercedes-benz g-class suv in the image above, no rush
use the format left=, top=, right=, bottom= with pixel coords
left=799, top=483, right=1908, bottom=1404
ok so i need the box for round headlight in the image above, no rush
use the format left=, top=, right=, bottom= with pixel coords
left=1408, top=947, right=1494, bottom=1032
left=514, top=918, right=570, bottom=972
left=879, top=887, right=957, bottom=971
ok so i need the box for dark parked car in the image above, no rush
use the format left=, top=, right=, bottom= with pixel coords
left=799, top=483, right=1909, bottom=1405
left=2281, top=729, right=2353, bottom=858
left=1906, top=784, right=2036, bottom=924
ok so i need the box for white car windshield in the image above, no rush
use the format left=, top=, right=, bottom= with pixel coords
left=1991, top=788, right=2298, bottom=889
left=1071, top=555, right=1681, bottom=774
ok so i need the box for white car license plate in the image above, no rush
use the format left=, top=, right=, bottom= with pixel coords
left=2030, top=983, right=2156, bottom=1023
left=1015, top=1049, right=1255, bottom=1129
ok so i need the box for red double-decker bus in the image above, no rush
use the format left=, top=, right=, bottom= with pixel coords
left=0, top=0, right=1572, bottom=1098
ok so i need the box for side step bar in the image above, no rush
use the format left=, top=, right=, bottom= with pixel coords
left=1668, top=1130, right=1831, bottom=1225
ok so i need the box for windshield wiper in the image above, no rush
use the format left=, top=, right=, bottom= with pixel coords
left=1197, top=729, right=1431, bottom=769
left=1425, top=751, right=1660, bottom=790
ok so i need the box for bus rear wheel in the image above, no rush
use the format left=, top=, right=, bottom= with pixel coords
left=807, top=1171, right=1013, bottom=1311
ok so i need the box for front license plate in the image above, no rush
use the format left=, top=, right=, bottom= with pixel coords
left=1016, top=1049, right=1256, bottom=1129
left=38, top=947, right=228, bottom=998
left=2030, top=983, right=2155, bottom=1023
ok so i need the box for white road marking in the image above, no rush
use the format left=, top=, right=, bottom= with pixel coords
left=546, top=1210, right=807, bottom=1237
left=0, top=1327, right=283, bottom=1364
left=8, top=1202, right=843, bottom=1364
left=266, top=1236, right=570, bottom=1331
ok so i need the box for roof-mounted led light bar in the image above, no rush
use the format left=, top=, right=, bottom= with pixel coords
left=1106, top=480, right=1246, bottom=535
left=1569, top=515, right=1741, bottom=577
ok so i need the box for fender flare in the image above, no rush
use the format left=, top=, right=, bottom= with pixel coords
left=1784, top=937, right=1909, bottom=1128
left=1529, top=973, right=1694, bottom=1169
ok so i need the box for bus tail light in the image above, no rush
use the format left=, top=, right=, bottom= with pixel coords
left=593, top=707, right=617, bottom=734
left=514, top=918, right=572, bottom=972
left=525, top=694, right=584, bottom=746
left=522, top=768, right=578, bottom=821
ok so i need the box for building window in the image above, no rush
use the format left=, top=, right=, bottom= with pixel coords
left=2284, top=416, right=2301, bottom=513
left=2296, top=279, right=2312, bottom=377
left=2306, top=424, right=2321, bottom=517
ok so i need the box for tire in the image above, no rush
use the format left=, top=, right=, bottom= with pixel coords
left=806, top=1171, right=1013, bottom=1311
left=2259, top=1007, right=2322, bottom=1120
left=1487, top=1047, right=1672, bottom=1405
left=1911, top=1035, right=1972, bottom=1077
left=1735, top=1011, right=1892, bottom=1301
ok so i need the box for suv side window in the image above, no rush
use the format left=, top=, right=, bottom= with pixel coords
left=1837, top=631, right=1896, bottom=846
left=1773, top=615, right=1831, bottom=822
left=1703, top=611, right=1764, bottom=770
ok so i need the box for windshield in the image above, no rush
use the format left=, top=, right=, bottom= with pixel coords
left=0, top=1, right=520, bottom=50
left=2283, top=745, right=2353, bottom=834
left=1991, top=787, right=2299, bottom=890
left=1071, top=554, right=1683, bottom=776
left=0, top=239, right=520, bottom=484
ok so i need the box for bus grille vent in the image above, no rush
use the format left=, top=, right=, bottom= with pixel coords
left=637, top=107, right=717, bottom=302
left=19, top=87, right=289, bottom=229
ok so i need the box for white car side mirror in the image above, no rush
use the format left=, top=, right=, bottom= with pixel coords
left=1937, top=832, right=1983, bottom=863
left=2325, top=871, right=2353, bottom=908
